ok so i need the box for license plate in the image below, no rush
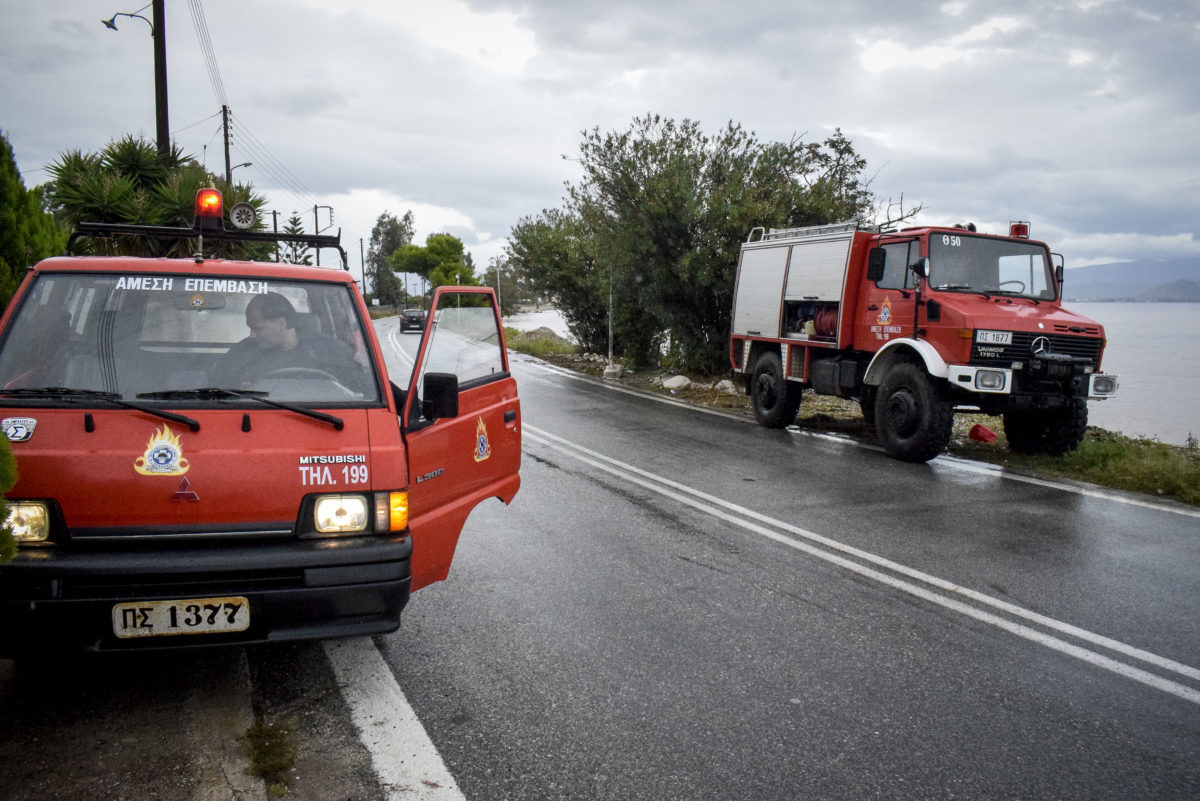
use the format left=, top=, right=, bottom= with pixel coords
left=975, top=329, right=1013, bottom=345
left=112, top=596, right=250, bottom=639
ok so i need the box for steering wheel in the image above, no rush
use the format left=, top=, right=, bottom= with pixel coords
left=998, top=280, right=1026, bottom=292
left=260, top=367, right=342, bottom=382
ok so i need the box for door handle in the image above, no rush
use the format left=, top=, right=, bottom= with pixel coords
left=867, top=304, right=879, bottom=311
left=504, top=410, right=517, bottom=423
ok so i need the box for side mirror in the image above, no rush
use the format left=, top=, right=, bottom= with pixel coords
left=866, top=248, right=886, bottom=282
left=421, top=372, right=459, bottom=421
left=910, top=258, right=928, bottom=279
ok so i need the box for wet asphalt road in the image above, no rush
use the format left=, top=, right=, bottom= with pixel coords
left=1, top=322, right=1197, bottom=800
left=379, top=349, right=1200, bottom=800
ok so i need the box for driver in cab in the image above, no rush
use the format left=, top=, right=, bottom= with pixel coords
left=216, top=292, right=363, bottom=391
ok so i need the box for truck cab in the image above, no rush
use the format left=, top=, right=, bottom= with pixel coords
left=0, top=189, right=520, bottom=652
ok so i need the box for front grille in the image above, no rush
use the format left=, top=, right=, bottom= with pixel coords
left=971, top=332, right=1102, bottom=365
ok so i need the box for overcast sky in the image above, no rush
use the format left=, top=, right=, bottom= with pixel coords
left=4, top=0, right=1198, bottom=282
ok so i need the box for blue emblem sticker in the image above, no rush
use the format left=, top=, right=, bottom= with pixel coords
left=2, top=417, right=37, bottom=442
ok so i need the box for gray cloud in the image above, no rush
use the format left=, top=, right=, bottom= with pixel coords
left=3, top=0, right=1196, bottom=269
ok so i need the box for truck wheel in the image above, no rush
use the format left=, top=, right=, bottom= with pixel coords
left=874, top=363, right=953, bottom=462
left=1003, top=399, right=1088, bottom=455
left=751, top=351, right=803, bottom=428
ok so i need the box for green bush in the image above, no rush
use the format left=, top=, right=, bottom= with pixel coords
left=0, top=436, right=17, bottom=563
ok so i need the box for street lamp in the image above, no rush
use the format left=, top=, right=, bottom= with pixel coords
left=229, top=161, right=252, bottom=181
left=102, top=1, right=169, bottom=158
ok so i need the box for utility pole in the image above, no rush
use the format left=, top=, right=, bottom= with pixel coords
left=103, top=0, right=170, bottom=158
left=151, top=0, right=168, bottom=157
left=359, top=238, right=366, bottom=295
left=222, top=105, right=232, bottom=183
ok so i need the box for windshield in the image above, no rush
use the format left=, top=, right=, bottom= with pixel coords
left=0, top=272, right=381, bottom=404
left=928, top=233, right=1056, bottom=300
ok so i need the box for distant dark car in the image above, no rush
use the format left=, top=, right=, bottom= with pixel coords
left=400, top=308, right=427, bottom=332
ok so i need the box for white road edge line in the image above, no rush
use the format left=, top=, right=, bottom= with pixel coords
left=525, top=425, right=1200, bottom=705
left=519, top=358, right=1200, bottom=520
left=324, top=637, right=467, bottom=801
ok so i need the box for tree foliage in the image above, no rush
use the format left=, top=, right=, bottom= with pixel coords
left=366, top=211, right=415, bottom=306
left=507, top=116, right=886, bottom=372
left=507, top=208, right=608, bottom=353
left=0, top=434, right=15, bottom=564
left=279, top=213, right=312, bottom=265
left=43, top=135, right=270, bottom=260
left=390, top=233, right=479, bottom=293
left=1, top=131, right=68, bottom=308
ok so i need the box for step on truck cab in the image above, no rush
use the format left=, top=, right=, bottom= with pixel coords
left=730, top=220, right=1118, bottom=462
left=0, top=189, right=520, bottom=653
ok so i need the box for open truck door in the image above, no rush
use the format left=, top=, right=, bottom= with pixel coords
left=402, top=286, right=521, bottom=590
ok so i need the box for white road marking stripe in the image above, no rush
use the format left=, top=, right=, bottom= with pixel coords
left=520, top=358, right=1200, bottom=520
left=525, top=424, right=1200, bottom=705
left=324, top=638, right=466, bottom=800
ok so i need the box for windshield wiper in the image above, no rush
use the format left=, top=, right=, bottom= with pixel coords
left=137, top=387, right=344, bottom=430
left=3, top=387, right=122, bottom=399
left=5, top=386, right=200, bottom=431
left=137, top=388, right=268, bottom=400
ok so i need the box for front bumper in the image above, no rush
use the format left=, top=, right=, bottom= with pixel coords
left=0, top=535, right=411, bottom=655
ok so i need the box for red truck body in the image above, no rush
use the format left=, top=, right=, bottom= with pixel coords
left=0, top=192, right=520, bottom=652
left=730, top=221, right=1117, bottom=462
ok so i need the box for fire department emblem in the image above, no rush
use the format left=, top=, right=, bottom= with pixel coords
left=3, top=417, right=37, bottom=442
left=134, top=425, right=190, bottom=476
left=473, top=417, right=491, bottom=463
left=878, top=297, right=892, bottom=325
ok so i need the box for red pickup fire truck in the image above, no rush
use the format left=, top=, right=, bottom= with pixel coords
left=0, top=189, right=520, bottom=652
left=730, top=220, right=1118, bottom=462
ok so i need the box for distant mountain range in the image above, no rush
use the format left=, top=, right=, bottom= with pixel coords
left=1061, top=258, right=1200, bottom=301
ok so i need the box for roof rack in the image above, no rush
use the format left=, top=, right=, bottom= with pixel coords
left=65, top=188, right=349, bottom=270
left=746, top=220, right=876, bottom=243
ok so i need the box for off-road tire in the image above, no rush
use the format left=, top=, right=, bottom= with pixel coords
left=874, top=363, right=953, bottom=462
left=1003, top=399, right=1088, bottom=455
left=750, top=351, right=803, bottom=428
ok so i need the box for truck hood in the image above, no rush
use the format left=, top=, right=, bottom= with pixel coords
left=938, top=295, right=1106, bottom=337
left=5, top=407, right=393, bottom=538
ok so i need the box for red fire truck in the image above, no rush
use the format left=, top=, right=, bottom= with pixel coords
left=730, top=220, right=1118, bottom=462
left=0, top=189, right=520, bottom=652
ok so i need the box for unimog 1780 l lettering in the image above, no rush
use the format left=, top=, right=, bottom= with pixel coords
left=0, top=189, right=520, bottom=652
left=730, top=220, right=1117, bottom=462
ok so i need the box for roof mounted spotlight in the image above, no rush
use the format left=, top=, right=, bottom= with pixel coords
left=1010, top=221, right=1031, bottom=238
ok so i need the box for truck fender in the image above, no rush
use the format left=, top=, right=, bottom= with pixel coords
left=863, top=339, right=950, bottom=386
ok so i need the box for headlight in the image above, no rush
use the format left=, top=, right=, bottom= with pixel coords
left=975, top=370, right=1007, bottom=391
left=6, top=502, right=50, bottom=543
left=305, top=491, right=409, bottom=538
left=1091, top=374, right=1118, bottom=396
left=314, top=494, right=369, bottom=534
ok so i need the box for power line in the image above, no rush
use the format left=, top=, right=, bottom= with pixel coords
left=182, top=1, right=328, bottom=227
left=186, top=0, right=227, bottom=108
left=228, top=111, right=321, bottom=211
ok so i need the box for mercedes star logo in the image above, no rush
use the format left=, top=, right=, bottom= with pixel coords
left=1031, top=336, right=1051, bottom=356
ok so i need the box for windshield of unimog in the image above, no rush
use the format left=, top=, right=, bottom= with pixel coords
left=0, top=273, right=380, bottom=404
left=928, top=233, right=1056, bottom=300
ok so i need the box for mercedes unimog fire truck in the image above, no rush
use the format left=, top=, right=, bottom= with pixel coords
left=0, top=189, right=520, bottom=653
left=729, top=220, right=1118, bottom=462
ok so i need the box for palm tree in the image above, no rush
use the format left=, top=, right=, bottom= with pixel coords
left=45, top=135, right=270, bottom=260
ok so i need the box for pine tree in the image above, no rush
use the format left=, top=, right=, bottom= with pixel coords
left=1, top=131, right=68, bottom=309
left=279, top=213, right=313, bottom=265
